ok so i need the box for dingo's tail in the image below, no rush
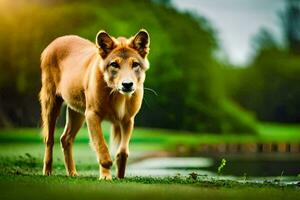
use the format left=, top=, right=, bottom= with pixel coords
left=39, top=49, right=63, bottom=175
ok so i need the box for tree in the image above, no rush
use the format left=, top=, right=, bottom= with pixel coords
left=282, top=0, right=300, bottom=54
left=229, top=0, right=300, bottom=122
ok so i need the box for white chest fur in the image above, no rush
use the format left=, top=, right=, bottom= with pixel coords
left=114, top=97, right=126, bottom=120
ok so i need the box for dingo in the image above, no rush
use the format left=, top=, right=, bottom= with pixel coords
left=39, top=29, right=150, bottom=179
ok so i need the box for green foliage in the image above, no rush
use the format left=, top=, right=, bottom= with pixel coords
left=215, top=100, right=257, bottom=133
left=231, top=47, right=300, bottom=122
left=0, top=0, right=256, bottom=133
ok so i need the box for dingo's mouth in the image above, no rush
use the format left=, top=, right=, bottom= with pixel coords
left=119, top=88, right=135, bottom=96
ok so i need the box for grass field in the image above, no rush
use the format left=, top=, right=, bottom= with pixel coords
left=0, top=123, right=299, bottom=199
left=1, top=122, right=300, bottom=151
left=0, top=175, right=299, bottom=200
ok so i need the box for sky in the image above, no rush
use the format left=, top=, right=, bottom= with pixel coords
left=172, top=0, right=286, bottom=65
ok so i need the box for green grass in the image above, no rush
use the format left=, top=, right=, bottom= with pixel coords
left=0, top=123, right=299, bottom=151
left=0, top=175, right=299, bottom=200
left=0, top=123, right=299, bottom=199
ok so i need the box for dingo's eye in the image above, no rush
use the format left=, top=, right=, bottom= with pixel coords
left=111, top=69, right=117, bottom=76
left=110, top=61, right=120, bottom=68
left=132, top=62, right=140, bottom=68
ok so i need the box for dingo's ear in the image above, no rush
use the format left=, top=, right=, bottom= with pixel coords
left=130, top=29, right=150, bottom=58
left=96, top=30, right=116, bottom=58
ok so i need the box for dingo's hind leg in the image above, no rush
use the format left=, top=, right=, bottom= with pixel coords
left=60, top=107, right=85, bottom=176
left=40, top=85, right=63, bottom=176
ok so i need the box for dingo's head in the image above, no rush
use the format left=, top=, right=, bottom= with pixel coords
left=96, top=29, right=150, bottom=96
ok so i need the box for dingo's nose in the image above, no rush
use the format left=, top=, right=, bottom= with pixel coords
left=122, top=81, right=134, bottom=92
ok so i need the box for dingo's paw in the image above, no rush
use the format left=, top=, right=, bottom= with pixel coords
left=43, top=170, right=52, bottom=176
left=100, top=167, right=112, bottom=180
left=99, top=174, right=112, bottom=180
left=68, top=171, right=78, bottom=177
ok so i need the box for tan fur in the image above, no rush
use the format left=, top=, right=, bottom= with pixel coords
left=39, top=30, right=150, bottom=179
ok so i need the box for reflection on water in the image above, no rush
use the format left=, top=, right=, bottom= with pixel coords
left=127, top=157, right=214, bottom=177
left=129, top=157, right=213, bottom=169
left=127, top=156, right=300, bottom=178
left=213, top=158, right=300, bottom=177
left=127, top=168, right=215, bottom=177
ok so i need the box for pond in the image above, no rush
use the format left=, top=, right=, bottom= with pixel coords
left=126, top=155, right=300, bottom=179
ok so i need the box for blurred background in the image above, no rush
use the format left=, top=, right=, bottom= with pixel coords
left=0, top=0, right=299, bottom=178
left=0, top=0, right=299, bottom=133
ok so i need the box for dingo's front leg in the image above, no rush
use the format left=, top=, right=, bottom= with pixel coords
left=116, top=118, right=134, bottom=178
left=85, top=110, right=112, bottom=180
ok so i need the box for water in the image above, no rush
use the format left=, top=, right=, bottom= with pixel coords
left=127, top=157, right=215, bottom=177
left=127, top=156, right=300, bottom=178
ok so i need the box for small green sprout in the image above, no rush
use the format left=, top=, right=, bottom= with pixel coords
left=217, top=158, right=227, bottom=175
